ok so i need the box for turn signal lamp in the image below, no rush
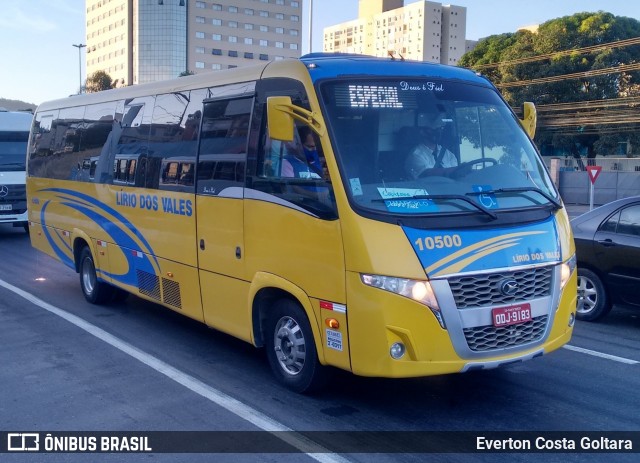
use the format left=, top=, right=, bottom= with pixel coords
left=560, top=254, right=576, bottom=289
left=325, top=318, right=340, bottom=329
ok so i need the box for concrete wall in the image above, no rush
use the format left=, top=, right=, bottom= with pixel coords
left=558, top=171, right=640, bottom=205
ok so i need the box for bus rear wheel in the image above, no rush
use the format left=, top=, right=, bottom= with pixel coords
left=79, top=245, right=114, bottom=305
left=265, top=299, right=328, bottom=393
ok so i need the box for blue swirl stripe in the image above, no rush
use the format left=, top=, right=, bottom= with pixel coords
left=38, top=188, right=159, bottom=287
left=40, top=201, right=74, bottom=269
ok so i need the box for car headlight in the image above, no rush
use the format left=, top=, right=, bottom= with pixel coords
left=360, top=274, right=445, bottom=328
left=560, top=254, right=576, bottom=289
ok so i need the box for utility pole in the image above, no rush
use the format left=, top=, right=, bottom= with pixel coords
left=308, top=0, right=313, bottom=53
left=72, top=43, right=86, bottom=94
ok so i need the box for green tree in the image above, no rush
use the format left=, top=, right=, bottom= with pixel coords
left=179, top=70, right=195, bottom=77
left=85, top=70, right=114, bottom=93
left=460, top=11, right=640, bottom=163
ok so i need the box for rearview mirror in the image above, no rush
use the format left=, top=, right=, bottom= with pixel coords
left=266, top=96, right=295, bottom=142
left=266, top=96, right=325, bottom=142
left=519, top=101, right=537, bottom=139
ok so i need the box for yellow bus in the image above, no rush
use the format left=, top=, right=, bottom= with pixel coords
left=27, top=54, right=576, bottom=392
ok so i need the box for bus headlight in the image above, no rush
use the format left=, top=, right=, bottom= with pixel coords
left=360, top=274, right=444, bottom=327
left=360, top=274, right=439, bottom=308
left=560, top=254, right=576, bottom=289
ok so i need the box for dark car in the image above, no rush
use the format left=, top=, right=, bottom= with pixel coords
left=571, top=196, right=640, bottom=321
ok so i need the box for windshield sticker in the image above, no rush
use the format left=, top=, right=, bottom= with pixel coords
left=472, top=185, right=499, bottom=209
left=350, top=178, right=363, bottom=196
left=400, top=81, right=444, bottom=92
left=403, top=217, right=561, bottom=277
left=377, top=187, right=438, bottom=213
left=377, top=187, right=428, bottom=199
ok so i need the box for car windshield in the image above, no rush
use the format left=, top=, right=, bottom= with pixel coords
left=0, top=131, right=29, bottom=171
left=319, top=79, right=558, bottom=216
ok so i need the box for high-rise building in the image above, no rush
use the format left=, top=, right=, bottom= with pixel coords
left=189, top=0, right=302, bottom=73
left=323, top=0, right=468, bottom=65
left=85, top=0, right=303, bottom=87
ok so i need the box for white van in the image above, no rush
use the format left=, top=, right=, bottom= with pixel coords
left=0, top=108, right=32, bottom=232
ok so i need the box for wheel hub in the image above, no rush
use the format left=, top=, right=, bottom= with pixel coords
left=273, top=316, right=306, bottom=375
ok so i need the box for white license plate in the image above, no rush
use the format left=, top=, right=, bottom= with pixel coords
left=492, top=303, right=532, bottom=327
left=0, top=204, right=12, bottom=211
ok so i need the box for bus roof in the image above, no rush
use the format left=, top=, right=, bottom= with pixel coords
left=299, top=53, right=491, bottom=86
left=35, top=62, right=271, bottom=112
left=0, top=109, right=33, bottom=131
left=35, top=54, right=491, bottom=113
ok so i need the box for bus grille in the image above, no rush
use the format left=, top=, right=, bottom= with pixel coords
left=137, top=270, right=160, bottom=300
left=463, top=315, right=548, bottom=352
left=0, top=184, right=26, bottom=214
left=0, top=184, right=26, bottom=199
left=162, top=278, right=182, bottom=309
left=448, top=266, right=553, bottom=309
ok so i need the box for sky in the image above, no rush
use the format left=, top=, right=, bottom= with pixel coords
left=1, top=0, right=640, bottom=106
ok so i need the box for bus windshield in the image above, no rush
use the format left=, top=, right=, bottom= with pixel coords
left=0, top=131, right=29, bottom=171
left=319, top=79, right=558, bottom=216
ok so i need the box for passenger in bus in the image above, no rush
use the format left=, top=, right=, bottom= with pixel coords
left=404, top=113, right=458, bottom=179
left=301, top=127, right=323, bottom=176
left=282, top=128, right=323, bottom=179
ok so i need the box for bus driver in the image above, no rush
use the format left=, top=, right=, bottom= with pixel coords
left=405, top=112, right=457, bottom=178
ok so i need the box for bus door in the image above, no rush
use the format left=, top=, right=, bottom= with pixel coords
left=196, top=95, right=253, bottom=340
left=244, top=78, right=348, bottom=369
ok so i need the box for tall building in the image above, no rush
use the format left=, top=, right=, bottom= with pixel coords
left=189, top=0, right=302, bottom=73
left=85, top=0, right=302, bottom=87
left=323, top=0, right=468, bottom=65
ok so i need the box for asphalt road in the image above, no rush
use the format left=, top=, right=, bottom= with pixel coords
left=0, top=222, right=638, bottom=463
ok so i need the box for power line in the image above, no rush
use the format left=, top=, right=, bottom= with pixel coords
left=495, top=62, right=640, bottom=88
left=469, top=36, right=640, bottom=135
left=533, top=96, right=640, bottom=112
left=472, top=36, right=640, bottom=70
left=512, top=96, right=640, bottom=134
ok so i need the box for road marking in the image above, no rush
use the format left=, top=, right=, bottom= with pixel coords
left=563, top=344, right=639, bottom=365
left=0, top=278, right=350, bottom=463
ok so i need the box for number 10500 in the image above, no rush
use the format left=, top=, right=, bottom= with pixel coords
left=414, top=234, right=462, bottom=251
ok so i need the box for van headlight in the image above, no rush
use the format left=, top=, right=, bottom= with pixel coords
left=360, top=274, right=445, bottom=328
left=560, top=254, right=576, bottom=289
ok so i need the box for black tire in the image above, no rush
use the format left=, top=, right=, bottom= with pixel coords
left=265, top=299, right=328, bottom=393
left=78, top=246, right=114, bottom=305
left=576, top=268, right=612, bottom=321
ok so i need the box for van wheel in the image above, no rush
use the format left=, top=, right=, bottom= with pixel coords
left=265, top=299, right=328, bottom=393
left=576, top=268, right=611, bottom=321
left=79, top=246, right=114, bottom=305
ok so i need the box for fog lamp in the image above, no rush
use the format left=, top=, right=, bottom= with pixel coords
left=390, top=342, right=406, bottom=360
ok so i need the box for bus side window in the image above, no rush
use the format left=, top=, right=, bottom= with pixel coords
left=196, top=96, right=252, bottom=195
left=78, top=102, right=118, bottom=182
left=150, top=90, right=206, bottom=193
left=255, top=121, right=336, bottom=219
left=28, top=111, right=57, bottom=178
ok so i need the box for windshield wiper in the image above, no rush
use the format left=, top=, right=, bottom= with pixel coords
left=466, top=187, right=562, bottom=210
left=374, top=194, right=498, bottom=220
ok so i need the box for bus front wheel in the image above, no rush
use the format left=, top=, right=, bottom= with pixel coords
left=79, top=246, right=114, bottom=305
left=265, top=299, right=328, bottom=393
